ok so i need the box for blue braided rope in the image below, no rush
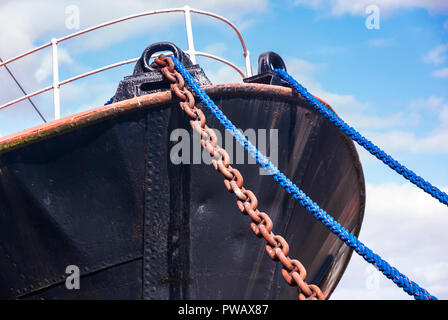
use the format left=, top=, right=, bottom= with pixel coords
left=274, top=69, right=448, bottom=209
left=169, top=56, right=437, bottom=300
left=104, top=96, right=114, bottom=105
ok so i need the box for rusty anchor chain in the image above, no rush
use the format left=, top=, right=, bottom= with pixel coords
left=153, top=54, right=325, bottom=300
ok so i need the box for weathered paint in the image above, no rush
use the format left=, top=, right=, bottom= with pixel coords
left=0, top=83, right=365, bottom=299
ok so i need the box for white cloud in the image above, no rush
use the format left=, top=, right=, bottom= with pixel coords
left=285, top=57, right=420, bottom=130
left=0, top=0, right=268, bottom=80
left=432, top=67, right=448, bottom=78
left=34, top=47, right=74, bottom=83
left=64, top=81, right=119, bottom=115
left=365, top=128, right=448, bottom=154
left=368, top=38, right=394, bottom=47
left=0, top=0, right=266, bottom=133
left=424, top=44, right=448, bottom=65
left=409, top=95, right=448, bottom=127
left=202, top=42, right=228, bottom=56
left=344, top=112, right=420, bottom=130
left=441, top=106, right=448, bottom=125
left=293, top=0, right=448, bottom=16
left=410, top=95, right=445, bottom=110
left=0, top=0, right=268, bottom=58
left=333, top=183, right=448, bottom=300
left=286, top=58, right=448, bottom=155
left=285, top=58, right=366, bottom=116
left=200, top=63, right=242, bottom=84
left=286, top=58, right=327, bottom=80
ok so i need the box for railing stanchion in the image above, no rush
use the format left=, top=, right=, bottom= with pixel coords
left=184, top=6, right=196, bottom=64
left=245, top=50, right=252, bottom=77
left=51, top=38, right=61, bottom=120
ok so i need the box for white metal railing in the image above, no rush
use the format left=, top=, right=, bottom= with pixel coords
left=0, top=6, right=253, bottom=121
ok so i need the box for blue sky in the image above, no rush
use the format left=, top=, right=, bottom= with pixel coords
left=1, top=0, right=448, bottom=299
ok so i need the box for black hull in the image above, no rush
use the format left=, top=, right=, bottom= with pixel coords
left=0, top=83, right=365, bottom=299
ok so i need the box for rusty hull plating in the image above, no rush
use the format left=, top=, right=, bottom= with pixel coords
left=0, top=82, right=365, bottom=299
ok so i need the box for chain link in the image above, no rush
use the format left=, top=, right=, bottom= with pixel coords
left=153, top=54, right=325, bottom=300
